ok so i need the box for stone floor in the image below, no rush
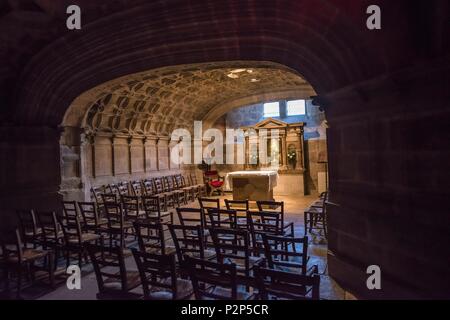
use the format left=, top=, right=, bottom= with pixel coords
left=1, top=193, right=356, bottom=300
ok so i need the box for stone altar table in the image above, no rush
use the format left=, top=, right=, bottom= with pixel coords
left=225, top=171, right=278, bottom=201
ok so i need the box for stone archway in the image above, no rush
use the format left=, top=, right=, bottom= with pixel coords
left=2, top=0, right=449, bottom=299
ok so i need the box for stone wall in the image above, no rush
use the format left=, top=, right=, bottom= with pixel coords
left=326, top=64, right=450, bottom=299
left=60, top=127, right=193, bottom=202
left=0, top=126, right=62, bottom=233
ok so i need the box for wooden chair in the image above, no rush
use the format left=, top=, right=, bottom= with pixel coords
left=101, top=193, right=119, bottom=205
left=106, top=183, right=118, bottom=195
left=198, top=197, right=220, bottom=220
left=1, top=229, right=55, bottom=298
left=183, top=256, right=253, bottom=300
left=174, top=174, right=195, bottom=202
left=175, top=206, right=211, bottom=244
left=130, top=180, right=143, bottom=196
left=35, top=211, right=65, bottom=270
left=132, top=248, right=193, bottom=300
left=254, top=266, right=320, bottom=300
left=142, top=178, right=155, bottom=195
left=168, top=224, right=216, bottom=264
left=87, top=244, right=142, bottom=300
left=304, top=194, right=328, bottom=238
left=189, top=173, right=207, bottom=197
left=91, top=186, right=106, bottom=213
left=209, top=227, right=263, bottom=285
left=59, top=213, right=101, bottom=268
left=182, top=174, right=199, bottom=199
left=62, top=201, right=79, bottom=218
left=154, top=177, right=176, bottom=208
left=142, top=178, right=168, bottom=209
left=77, top=202, right=108, bottom=234
left=141, top=195, right=173, bottom=224
left=115, top=182, right=129, bottom=196
left=133, top=221, right=175, bottom=255
left=164, top=176, right=186, bottom=207
left=176, top=207, right=205, bottom=229
left=246, top=210, right=283, bottom=255
left=17, top=210, right=42, bottom=247
left=121, top=195, right=146, bottom=221
left=225, top=199, right=249, bottom=229
left=103, top=202, right=133, bottom=248
left=203, top=170, right=224, bottom=196
left=256, top=201, right=294, bottom=237
left=262, top=234, right=316, bottom=276
left=206, top=209, right=238, bottom=229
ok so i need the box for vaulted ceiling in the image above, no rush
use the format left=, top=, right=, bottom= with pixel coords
left=67, top=61, right=313, bottom=136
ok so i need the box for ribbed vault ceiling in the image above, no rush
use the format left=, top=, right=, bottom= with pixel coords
left=74, top=61, right=313, bottom=136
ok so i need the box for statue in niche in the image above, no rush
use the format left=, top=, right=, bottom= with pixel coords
left=287, top=144, right=297, bottom=170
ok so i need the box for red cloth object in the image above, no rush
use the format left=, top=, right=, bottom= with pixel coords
left=205, top=171, right=218, bottom=176
left=210, top=180, right=224, bottom=188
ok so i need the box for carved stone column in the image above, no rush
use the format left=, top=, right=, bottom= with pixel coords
left=296, top=128, right=305, bottom=170
left=281, top=130, right=288, bottom=170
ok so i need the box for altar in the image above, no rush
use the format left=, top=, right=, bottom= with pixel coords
left=225, top=171, right=278, bottom=201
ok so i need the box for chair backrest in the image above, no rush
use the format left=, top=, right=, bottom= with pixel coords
left=106, top=184, right=117, bottom=194
left=17, top=209, right=39, bottom=240
left=209, top=227, right=251, bottom=270
left=225, top=200, right=249, bottom=229
left=163, top=176, right=176, bottom=191
left=168, top=224, right=206, bottom=263
left=133, top=221, right=168, bottom=254
left=190, top=173, right=200, bottom=185
left=206, top=208, right=237, bottom=229
left=182, top=174, right=192, bottom=187
left=87, top=244, right=132, bottom=292
left=78, top=202, right=100, bottom=227
left=257, top=200, right=285, bottom=226
left=59, top=212, right=83, bottom=245
left=121, top=195, right=141, bottom=220
left=174, top=174, right=184, bottom=188
left=176, top=207, right=204, bottom=228
left=130, top=181, right=143, bottom=196
left=254, top=266, right=320, bottom=300
left=36, top=211, right=62, bottom=245
left=116, top=182, right=129, bottom=196
left=225, top=199, right=249, bottom=214
left=141, top=195, right=164, bottom=220
left=62, top=201, right=79, bottom=218
left=101, top=193, right=119, bottom=205
left=183, top=256, right=238, bottom=300
left=203, top=170, right=219, bottom=184
left=247, top=210, right=282, bottom=239
left=198, top=198, right=220, bottom=215
left=1, top=229, right=26, bottom=263
left=153, top=177, right=165, bottom=194
left=262, top=234, right=309, bottom=275
left=142, top=179, right=156, bottom=195
left=131, top=248, right=179, bottom=299
left=103, top=202, right=124, bottom=228
left=91, top=186, right=105, bottom=204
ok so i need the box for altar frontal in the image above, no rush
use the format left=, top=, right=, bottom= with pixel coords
left=225, top=171, right=278, bottom=201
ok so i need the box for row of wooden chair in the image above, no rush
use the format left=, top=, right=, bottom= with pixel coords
left=87, top=217, right=320, bottom=300
left=2, top=197, right=322, bottom=299
left=90, top=173, right=207, bottom=212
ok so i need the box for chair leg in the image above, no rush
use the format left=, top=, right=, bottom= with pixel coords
left=304, top=212, right=308, bottom=235
left=48, top=253, right=55, bottom=288
left=16, top=266, right=22, bottom=299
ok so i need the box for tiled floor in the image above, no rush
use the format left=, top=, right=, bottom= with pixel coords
left=2, top=193, right=356, bottom=300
